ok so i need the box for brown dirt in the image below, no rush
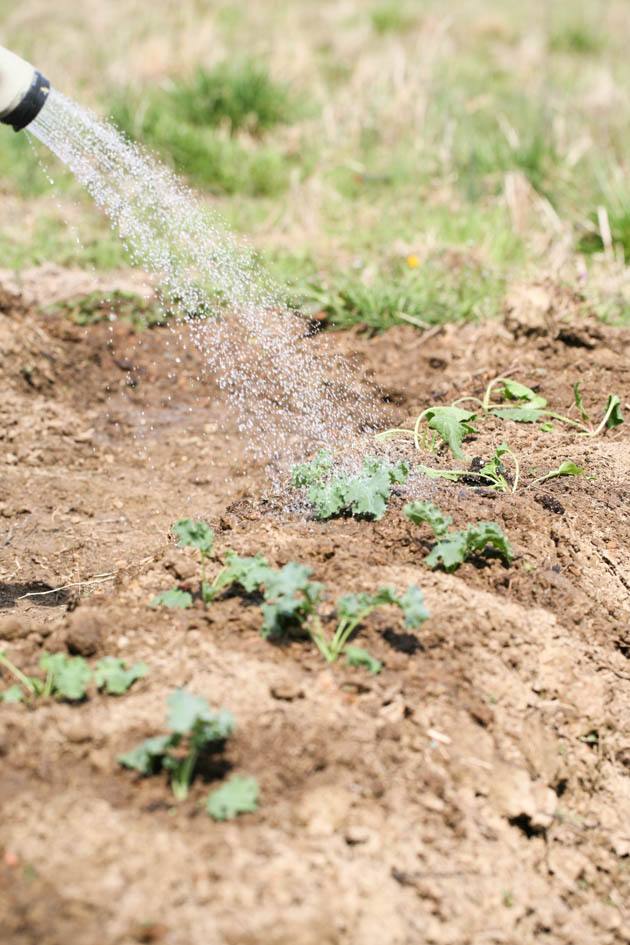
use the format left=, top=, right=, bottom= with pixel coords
left=1, top=274, right=629, bottom=945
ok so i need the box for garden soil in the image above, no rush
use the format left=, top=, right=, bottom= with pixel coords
left=1, top=270, right=629, bottom=945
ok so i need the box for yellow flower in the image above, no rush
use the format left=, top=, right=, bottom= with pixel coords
left=406, top=254, right=420, bottom=269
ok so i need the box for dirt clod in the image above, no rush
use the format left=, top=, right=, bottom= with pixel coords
left=64, top=609, right=104, bottom=656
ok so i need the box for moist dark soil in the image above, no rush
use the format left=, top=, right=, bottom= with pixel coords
left=1, top=272, right=629, bottom=945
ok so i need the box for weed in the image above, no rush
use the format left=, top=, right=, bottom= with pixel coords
left=118, top=689, right=234, bottom=801
left=291, top=451, right=409, bottom=520
left=404, top=502, right=513, bottom=572
left=207, top=775, right=259, bottom=821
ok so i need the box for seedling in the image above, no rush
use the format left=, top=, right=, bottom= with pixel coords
left=0, top=650, right=147, bottom=703
left=344, top=646, right=383, bottom=675
left=529, top=460, right=584, bottom=486
left=376, top=379, right=623, bottom=462
left=291, top=451, right=409, bottom=520
left=377, top=406, right=477, bottom=459
left=417, top=443, right=583, bottom=493
left=404, top=501, right=513, bottom=572
left=40, top=653, right=93, bottom=701
left=207, top=775, right=259, bottom=821
left=309, top=586, right=429, bottom=666
left=150, top=518, right=215, bottom=609
left=151, top=589, right=193, bottom=609
left=119, top=689, right=234, bottom=801
left=94, top=657, right=149, bottom=695
left=482, top=377, right=623, bottom=436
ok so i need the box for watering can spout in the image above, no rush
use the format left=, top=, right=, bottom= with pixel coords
left=0, top=45, right=50, bottom=131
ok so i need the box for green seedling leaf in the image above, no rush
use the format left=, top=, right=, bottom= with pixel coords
left=344, top=646, right=382, bottom=675
left=150, top=589, right=193, bottom=609
left=603, top=394, right=623, bottom=430
left=118, top=734, right=175, bottom=774
left=540, top=421, right=554, bottom=432
left=404, top=501, right=453, bottom=537
left=261, top=563, right=323, bottom=639
left=291, top=449, right=333, bottom=487
left=573, top=382, right=590, bottom=423
left=423, top=407, right=477, bottom=460
left=418, top=465, right=465, bottom=482
left=172, top=519, right=215, bottom=556
left=464, top=522, right=513, bottom=563
left=425, top=533, right=470, bottom=572
left=39, top=653, right=92, bottom=701
left=533, top=461, right=585, bottom=485
left=166, top=689, right=234, bottom=740
left=399, top=586, right=430, bottom=628
left=293, top=455, right=408, bottom=521
left=207, top=775, right=259, bottom=821
left=1, top=684, right=25, bottom=703
left=499, top=379, right=547, bottom=410
left=220, top=552, right=272, bottom=593
left=94, top=657, right=148, bottom=695
left=425, top=521, right=513, bottom=572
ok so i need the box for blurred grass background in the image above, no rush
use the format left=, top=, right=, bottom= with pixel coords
left=0, top=0, right=628, bottom=327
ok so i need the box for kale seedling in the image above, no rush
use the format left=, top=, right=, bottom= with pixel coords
left=207, top=775, right=259, bottom=821
left=150, top=518, right=215, bottom=609
left=94, top=657, right=148, bottom=695
left=377, top=406, right=477, bottom=458
left=309, top=585, right=429, bottom=667
left=0, top=650, right=42, bottom=703
left=404, top=501, right=513, bottom=572
left=1, top=651, right=148, bottom=703
left=418, top=443, right=521, bottom=493
left=119, top=689, right=234, bottom=801
left=291, top=451, right=409, bottom=520
left=482, top=377, right=624, bottom=436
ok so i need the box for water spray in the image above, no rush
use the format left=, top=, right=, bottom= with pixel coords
left=0, top=46, right=50, bottom=132
left=0, top=44, right=380, bottom=468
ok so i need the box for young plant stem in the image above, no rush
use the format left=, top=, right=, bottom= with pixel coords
left=171, top=748, right=198, bottom=801
left=0, top=651, right=36, bottom=695
left=587, top=398, right=618, bottom=437
left=451, top=396, right=484, bottom=409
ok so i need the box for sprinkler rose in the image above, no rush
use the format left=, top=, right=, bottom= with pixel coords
left=0, top=45, right=50, bottom=131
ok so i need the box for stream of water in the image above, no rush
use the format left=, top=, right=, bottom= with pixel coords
left=28, top=90, right=380, bottom=467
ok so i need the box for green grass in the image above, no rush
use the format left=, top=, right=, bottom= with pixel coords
left=1, top=0, right=629, bottom=334
left=550, top=23, right=604, bottom=55
left=110, top=59, right=308, bottom=195
left=168, top=60, right=299, bottom=134
left=46, top=290, right=170, bottom=330
left=370, top=3, right=418, bottom=35
left=0, top=213, right=128, bottom=270
left=277, top=256, right=505, bottom=331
